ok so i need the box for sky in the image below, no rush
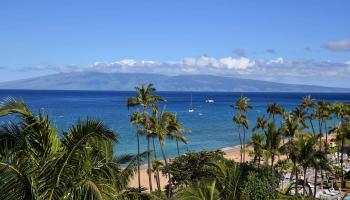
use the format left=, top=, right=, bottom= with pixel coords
left=0, top=0, right=350, bottom=87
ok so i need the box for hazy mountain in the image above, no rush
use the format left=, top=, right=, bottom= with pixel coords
left=0, top=72, right=349, bottom=92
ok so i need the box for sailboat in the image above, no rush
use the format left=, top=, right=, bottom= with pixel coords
left=188, top=94, right=194, bottom=112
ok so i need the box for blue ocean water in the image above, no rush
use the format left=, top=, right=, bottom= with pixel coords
left=0, top=90, right=350, bottom=158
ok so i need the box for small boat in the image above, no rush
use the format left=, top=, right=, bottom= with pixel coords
left=205, top=98, right=214, bottom=103
left=188, top=94, right=194, bottom=112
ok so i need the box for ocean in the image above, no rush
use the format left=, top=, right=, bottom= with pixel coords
left=1, top=89, right=350, bottom=158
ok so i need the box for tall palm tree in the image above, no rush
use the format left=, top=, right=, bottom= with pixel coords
left=332, top=102, right=350, bottom=164
left=291, top=106, right=308, bottom=130
left=152, top=159, right=163, bottom=192
left=266, top=122, right=282, bottom=174
left=250, top=133, right=265, bottom=167
left=127, top=84, right=164, bottom=192
left=253, top=116, right=268, bottom=164
left=295, top=134, right=317, bottom=196
left=314, top=100, right=331, bottom=142
left=130, top=110, right=145, bottom=192
left=267, top=103, right=284, bottom=121
left=0, top=97, right=138, bottom=200
left=283, top=112, right=300, bottom=142
left=310, top=144, right=329, bottom=198
left=282, top=137, right=300, bottom=194
left=332, top=119, right=350, bottom=187
left=301, top=96, right=316, bottom=135
left=166, top=114, right=190, bottom=157
left=232, top=96, right=252, bottom=163
left=233, top=113, right=248, bottom=163
left=149, top=108, right=187, bottom=197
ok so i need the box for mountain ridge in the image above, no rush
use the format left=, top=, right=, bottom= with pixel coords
left=0, top=72, right=349, bottom=92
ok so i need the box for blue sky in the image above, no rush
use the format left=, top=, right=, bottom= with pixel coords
left=0, top=0, right=350, bottom=87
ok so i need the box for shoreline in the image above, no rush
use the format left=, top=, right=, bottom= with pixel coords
left=129, top=134, right=336, bottom=190
left=128, top=143, right=249, bottom=190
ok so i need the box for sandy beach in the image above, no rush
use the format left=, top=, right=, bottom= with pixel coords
left=129, top=134, right=336, bottom=191
left=128, top=144, right=252, bottom=190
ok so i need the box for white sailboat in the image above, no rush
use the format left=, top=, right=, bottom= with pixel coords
left=188, top=94, right=194, bottom=112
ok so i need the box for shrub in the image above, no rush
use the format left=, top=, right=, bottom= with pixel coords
left=165, top=150, right=224, bottom=188
left=241, top=172, right=276, bottom=200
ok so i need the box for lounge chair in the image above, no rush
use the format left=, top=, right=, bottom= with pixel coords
left=329, top=187, right=340, bottom=195
left=323, top=190, right=336, bottom=196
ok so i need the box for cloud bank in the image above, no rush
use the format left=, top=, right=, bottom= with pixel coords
left=23, top=56, right=350, bottom=87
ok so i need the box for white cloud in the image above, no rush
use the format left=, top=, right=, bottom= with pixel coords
left=267, top=57, right=284, bottom=64
left=115, top=59, right=136, bottom=66
left=219, top=57, right=255, bottom=69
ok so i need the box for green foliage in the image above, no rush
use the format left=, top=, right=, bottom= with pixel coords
left=165, top=150, right=224, bottom=188
left=241, top=172, right=276, bottom=200
left=174, top=180, right=220, bottom=200
left=0, top=98, right=139, bottom=200
left=206, top=159, right=241, bottom=199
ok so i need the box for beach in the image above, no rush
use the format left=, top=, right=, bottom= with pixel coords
left=129, top=134, right=336, bottom=191
left=128, top=144, right=252, bottom=190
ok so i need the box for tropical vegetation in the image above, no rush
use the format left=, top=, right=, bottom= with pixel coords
left=1, top=84, right=350, bottom=200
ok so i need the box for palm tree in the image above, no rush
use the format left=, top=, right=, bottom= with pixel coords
left=206, top=160, right=241, bottom=200
left=250, top=133, right=265, bottom=167
left=174, top=180, right=220, bottom=200
left=130, top=110, right=145, bottom=192
left=267, top=103, right=284, bottom=121
left=266, top=122, right=282, bottom=174
left=166, top=114, right=190, bottom=156
left=127, top=84, right=164, bottom=192
left=295, top=134, right=317, bottom=196
left=332, top=102, right=350, bottom=164
left=314, top=100, right=331, bottom=142
left=332, top=120, right=350, bottom=187
left=0, top=97, right=138, bottom=200
left=310, top=144, right=329, bottom=198
left=152, top=159, right=164, bottom=192
left=149, top=108, right=187, bottom=197
left=253, top=116, right=268, bottom=164
left=233, top=113, right=248, bottom=163
left=232, top=96, right=252, bottom=163
left=282, top=137, right=300, bottom=194
left=301, top=96, right=316, bottom=135
left=291, top=106, right=308, bottom=130
left=283, top=112, right=300, bottom=142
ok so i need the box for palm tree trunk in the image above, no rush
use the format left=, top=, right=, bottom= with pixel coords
left=324, top=121, right=328, bottom=143
left=147, top=137, right=153, bottom=192
left=243, top=127, right=246, bottom=162
left=142, top=107, right=153, bottom=192
left=294, top=161, right=298, bottom=194
left=341, top=137, right=345, bottom=187
left=237, top=125, right=243, bottom=163
left=303, top=168, right=307, bottom=196
left=309, top=119, right=316, bottom=136
left=337, top=141, right=340, bottom=163
left=152, top=138, right=161, bottom=191
left=320, top=168, right=324, bottom=190
left=314, top=168, right=317, bottom=197
left=176, top=139, right=180, bottom=156
left=159, top=140, right=172, bottom=198
left=137, top=133, right=141, bottom=192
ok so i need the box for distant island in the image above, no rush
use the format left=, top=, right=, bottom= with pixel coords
left=0, top=72, right=349, bottom=92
